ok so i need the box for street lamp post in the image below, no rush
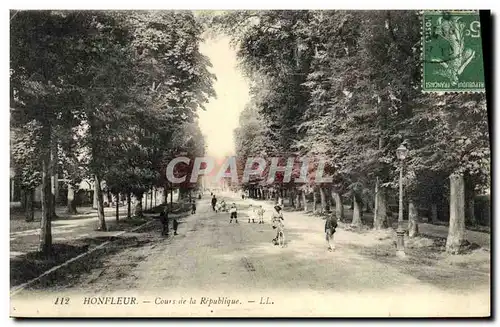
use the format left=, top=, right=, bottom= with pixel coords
left=396, top=143, right=408, bottom=258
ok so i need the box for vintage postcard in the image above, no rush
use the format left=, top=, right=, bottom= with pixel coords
left=9, top=9, right=491, bottom=318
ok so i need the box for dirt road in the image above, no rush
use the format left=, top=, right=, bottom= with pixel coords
left=11, top=196, right=490, bottom=317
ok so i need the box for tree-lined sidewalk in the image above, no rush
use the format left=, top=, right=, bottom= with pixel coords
left=11, top=208, right=137, bottom=258
left=10, top=202, right=192, bottom=289
left=247, top=195, right=490, bottom=259
left=247, top=199, right=491, bottom=278
left=11, top=11, right=213, bottom=256
left=212, top=10, right=490, bottom=255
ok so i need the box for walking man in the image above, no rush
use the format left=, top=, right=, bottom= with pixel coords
left=159, top=207, right=169, bottom=236
left=211, top=195, right=217, bottom=212
left=325, top=213, right=338, bottom=251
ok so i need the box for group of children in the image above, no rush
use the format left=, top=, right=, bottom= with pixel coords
left=247, top=204, right=266, bottom=224
left=192, top=192, right=338, bottom=252
left=220, top=201, right=265, bottom=225
left=211, top=194, right=228, bottom=213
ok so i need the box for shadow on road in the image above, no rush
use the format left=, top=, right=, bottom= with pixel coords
left=11, top=232, right=156, bottom=291
left=342, top=234, right=490, bottom=292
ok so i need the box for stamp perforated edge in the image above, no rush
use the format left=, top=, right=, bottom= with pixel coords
left=419, top=9, right=486, bottom=94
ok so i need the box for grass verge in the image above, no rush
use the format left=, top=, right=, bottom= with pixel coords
left=10, top=217, right=153, bottom=288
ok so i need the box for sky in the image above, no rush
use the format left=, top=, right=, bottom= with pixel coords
left=198, top=36, right=250, bottom=159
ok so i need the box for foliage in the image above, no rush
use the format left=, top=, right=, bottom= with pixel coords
left=212, top=10, right=490, bottom=211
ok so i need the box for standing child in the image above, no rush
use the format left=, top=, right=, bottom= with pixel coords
left=325, top=213, right=338, bottom=251
left=191, top=200, right=196, bottom=214
left=257, top=205, right=265, bottom=224
left=229, top=203, right=238, bottom=223
left=173, top=217, right=178, bottom=235
left=248, top=204, right=256, bottom=223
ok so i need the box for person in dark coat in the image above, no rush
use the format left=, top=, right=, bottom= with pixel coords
left=325, top=213, right=338, bottom=251
left=159, top=209, right=169, bottom=236
left=173, top=217, right=178, bottom=235
left=211, top=195, right=217, bottom=211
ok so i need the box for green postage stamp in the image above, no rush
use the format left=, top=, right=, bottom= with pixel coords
left=422, top=11, right=485, bottom=92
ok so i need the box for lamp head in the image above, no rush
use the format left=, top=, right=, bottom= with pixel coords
left=396, top=143, right=408, bottom=161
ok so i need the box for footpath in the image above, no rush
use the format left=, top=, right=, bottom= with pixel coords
left=10, top=207, right=131, bottom=258
left=248, top=197, right=490, bottom=249
left=10, top=203, right=189, bottom=289
left=246, top=196, right=490, bottom=276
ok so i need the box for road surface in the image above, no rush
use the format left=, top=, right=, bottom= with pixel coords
left=11, top=195, right=490, bottom=317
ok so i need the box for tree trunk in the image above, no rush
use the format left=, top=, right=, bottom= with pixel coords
left=95, top=175, right=107, bottom=231
left=115, top=193, right=120, bottom=222
left=25, top=188, right=34, bottom=222
left=467, top=197, right=476, bottom=226
left=127, top=192, right=131, bottom=219
left=154, top=188, right=157, bottom=207
left=408, top=200, right=419, bottom=237
left=312, top=188, right=317, bottom=213
left=289, top=188, right=295, bottom=207
left=325, top=189, right=332, bottom=212
left=332, top=192, right=344, bottom=222
left=20, top=189, right=26, bottom=210
left=464, top=174, right=476, bottom=226
left=50, top=140, right=58, bottom=219
left=93, top=187, right=98, bottom=210
left=352, top=195, right=362, bottom=227
left=319, top=187, right=326, bottom=213
left=373, top=180, right=387, bottom=229
left=163, top=185, right=168, bottom=204
left=105, top=190, right=111, bottom=207
left=364, top=197, right=371, bottom=213
left=302, top=190, right=308, bottom=212
left=66, top=184, right=77, bottom=214
left=170, top=188, right=173, bottom=210
left=145, top=190, right=148, bottom=211
left=294, top=191, right=300, bottom=210
left=374, top=180, right=379, bottom=227
left=430, top=203, right=438, bottom=224
left=39, top=136, right=52, bottom=256
left=446, top=173, right=467, bottom=254
left=135, top=193, right=144, bottom=217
